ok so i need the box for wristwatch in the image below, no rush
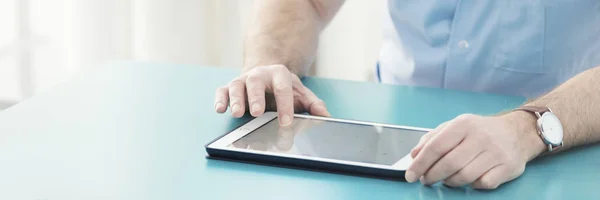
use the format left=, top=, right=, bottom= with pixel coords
left=516, top=106, right=564, bottom=153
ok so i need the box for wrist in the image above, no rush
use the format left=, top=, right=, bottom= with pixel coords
left=500, top=111, right=547, bottom=162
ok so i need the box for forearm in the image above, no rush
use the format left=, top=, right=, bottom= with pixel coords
left=243, top=0, right=344, bottom=76
left=511, top=66, right=600, bottom=159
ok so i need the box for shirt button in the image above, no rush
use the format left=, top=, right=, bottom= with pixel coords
left=458, top=40, right=469, bottom=49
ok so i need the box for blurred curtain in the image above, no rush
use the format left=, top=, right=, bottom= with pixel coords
left=0, top=0, right=254, bottom=102
left=0, top=0, right=388, bottom=107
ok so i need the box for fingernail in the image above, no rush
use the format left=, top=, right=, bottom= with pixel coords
left=251, top=103, right=261, bottom=114
left=405, top=170, right=417, bottom=183
left=232, top=104, right=241, bottom=114
left=280, top=114, right=292, bottom=126
left=420, top=176, right=427, bottom=185
left=215, top=102, right=224, bottom=111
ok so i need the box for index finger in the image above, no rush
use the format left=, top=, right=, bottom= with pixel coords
left=290, top=75, right=330, bottom=117
left=271, top=69, right=294, bottom=127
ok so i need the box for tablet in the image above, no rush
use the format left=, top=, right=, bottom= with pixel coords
left=205, top=112, right=430, bottom=180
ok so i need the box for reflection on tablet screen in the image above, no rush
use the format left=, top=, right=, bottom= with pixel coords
left=229, top=118, right=425, bottom=166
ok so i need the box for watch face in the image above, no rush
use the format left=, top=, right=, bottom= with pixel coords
left=540, top=112, right=563, bottom=146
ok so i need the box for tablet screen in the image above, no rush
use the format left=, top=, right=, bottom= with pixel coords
left=228, top=117, right=425, bottom=166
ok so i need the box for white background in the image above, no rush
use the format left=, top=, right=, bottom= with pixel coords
left=0, top=0, right=387, bottom=108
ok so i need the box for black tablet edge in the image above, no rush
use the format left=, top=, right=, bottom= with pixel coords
left=205, top=147, right=406, bottom=181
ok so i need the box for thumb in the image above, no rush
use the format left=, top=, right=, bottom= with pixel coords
left=290, top=75, right=331, bottom=117
left=309, top=101, right=331, bottom=117
left=300, top=86, right=330, bottom=117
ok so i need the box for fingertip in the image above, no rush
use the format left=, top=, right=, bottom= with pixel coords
left=410, top=149, right=418, bottom=158
left=250, top=103, right=264, bottom=117
left=420, top=176, right=429, bottom=185
left=279, top=114, right=292, bottom=127
left=250, top=111, right=263, bottom=117
left=443, top=180, right=462, bottom=188
left=323, top=110, right=332, bottom=117
left=315, top=111, right=331, bottom=117
left=215, top=102, right=226, bottom=113
left=407, top=162, right=422, bottom=183
left=442, top=181, right=454, bottom=188
left=231, top=104, right=244, bottom=118
left=310, top=104, right=331, bottom=117
left=405, top=170, right=417, bottom=183
left=411, top=144, right=425, bottom=158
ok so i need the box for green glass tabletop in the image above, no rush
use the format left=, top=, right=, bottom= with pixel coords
left=0, top=62, right=598, bottom=200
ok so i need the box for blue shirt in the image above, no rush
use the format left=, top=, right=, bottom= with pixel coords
left=379, top=0, right=600, bottom=98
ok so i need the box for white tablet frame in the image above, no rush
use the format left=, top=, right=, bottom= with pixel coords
left=207, top=112, right=431, bottom=171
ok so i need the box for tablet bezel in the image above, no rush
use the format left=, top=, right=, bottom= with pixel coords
left=207, top=112, right=431, bottom=171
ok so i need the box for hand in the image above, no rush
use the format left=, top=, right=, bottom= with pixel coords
left=405, top=112, right=546, bottom=189
left=214, top=65, right=330, bottom=126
